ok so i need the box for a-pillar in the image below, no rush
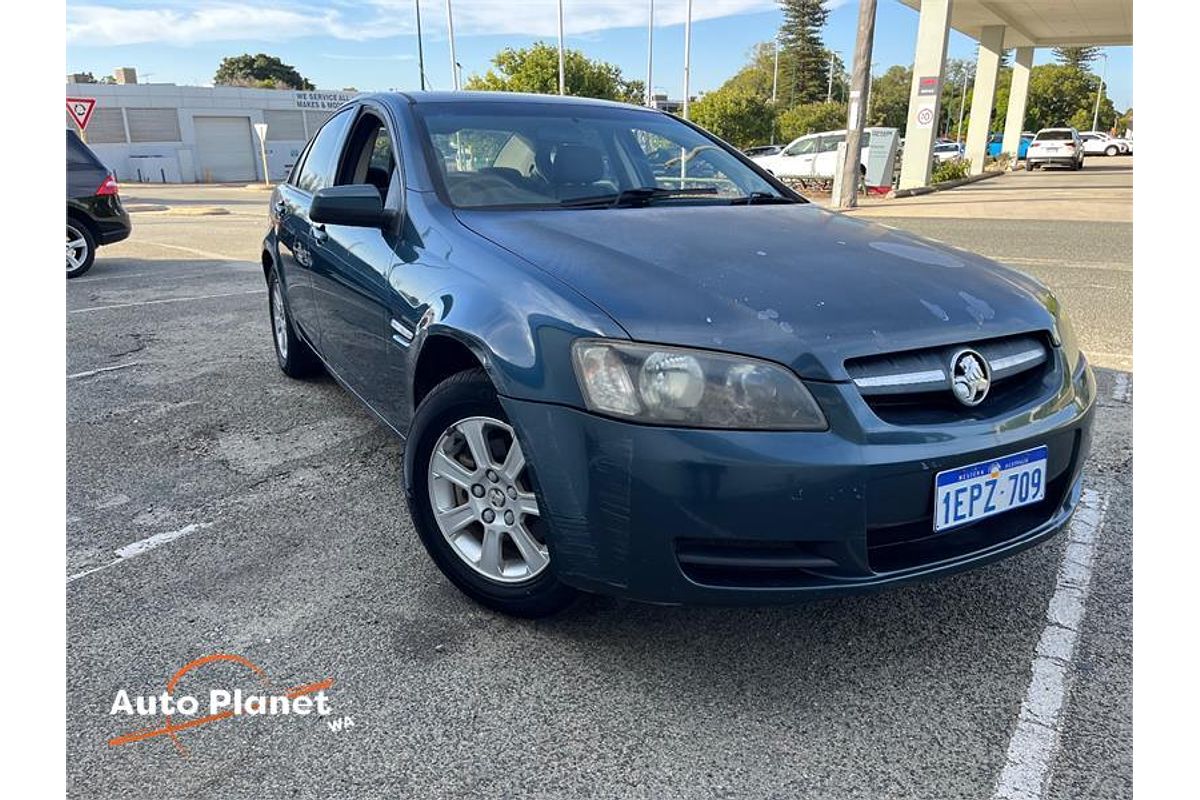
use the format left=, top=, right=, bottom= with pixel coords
left=898, top=0, right=954, bottom=190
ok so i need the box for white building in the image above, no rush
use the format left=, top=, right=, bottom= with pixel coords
left=65, top=81, right=360, bottom=183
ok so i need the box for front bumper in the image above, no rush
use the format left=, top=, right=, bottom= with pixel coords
left=502, top=359, right=1095, bottom=605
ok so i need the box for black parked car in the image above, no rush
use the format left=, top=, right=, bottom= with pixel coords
left=67, top=129, right=130, bottom=278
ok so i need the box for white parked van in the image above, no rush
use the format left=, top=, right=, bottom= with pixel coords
left=750, top=128, right=893, bottom=179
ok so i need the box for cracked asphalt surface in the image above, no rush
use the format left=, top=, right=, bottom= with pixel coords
left=67, top=171, right=1132, bottom=799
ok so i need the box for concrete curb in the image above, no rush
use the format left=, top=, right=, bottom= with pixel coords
left=891, top=169, right=1004, bottom=199
left=125, top=204, right=231, bottom=216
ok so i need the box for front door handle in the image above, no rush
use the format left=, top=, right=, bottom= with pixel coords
left=310, top=224, right=328, bottom=244
left=273, top=199, right=287, bottom=215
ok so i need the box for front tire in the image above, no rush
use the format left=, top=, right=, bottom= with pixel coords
left=66, top=221, right=95, bottom=278
left=1105, top=145, right=1119, bottom=156
left=268, top=271, right=322, bottom=378
left=405, top=369, right=577, bottom=618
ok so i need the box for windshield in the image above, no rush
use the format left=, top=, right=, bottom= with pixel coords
left=412, top=101, right=791, bottom=210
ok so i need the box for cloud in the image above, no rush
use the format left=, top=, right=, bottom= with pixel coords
left=66, top=1, right=797, bottom=46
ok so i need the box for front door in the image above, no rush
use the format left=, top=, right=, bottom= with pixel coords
left=307, top=107, right=416, bottom=427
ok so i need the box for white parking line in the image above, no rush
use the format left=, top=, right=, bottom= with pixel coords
left=67, top=362, right=141, bottom=380
left=68, top=289, right=264, bottom=314
left=66, top=522, right=212, bottom=584
left=993, top=488, right=1109, bottom=800
left=136, top=241, right=247, bottom=261
left=1111, top=373, right=1131, bottom=403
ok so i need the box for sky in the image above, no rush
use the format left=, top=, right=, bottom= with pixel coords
left=66, top=0, right=1133, bottom=111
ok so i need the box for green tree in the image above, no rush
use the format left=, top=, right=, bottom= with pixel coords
left=466, top=42, right=643, bottom=103
left=1024, top=64, right=1115, bottom=131
left=214, top=53, right=314, bottom=90
left=689, top=88, right=775, bottom=147
left=866, top=65, right=911, bottom=130
left=777, top=101, right=846, bottom=141
left=1052, top=46, right=1101, bottom=69
left=777, top=0, right=831, bottom=105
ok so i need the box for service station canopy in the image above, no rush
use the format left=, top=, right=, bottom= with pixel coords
left=898, top=0, right=1132, bottom=48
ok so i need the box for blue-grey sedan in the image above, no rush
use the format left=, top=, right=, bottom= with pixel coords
left=261, top=92, right=1094, bottom=617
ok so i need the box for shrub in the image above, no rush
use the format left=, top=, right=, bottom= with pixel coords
left=931, top=158, right=970, bottom=184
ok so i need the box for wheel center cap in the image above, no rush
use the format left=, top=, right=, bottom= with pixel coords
left=488, top=488, right=506, bottom=508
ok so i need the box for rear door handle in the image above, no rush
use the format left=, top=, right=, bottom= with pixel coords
left=310, top=224, right=328, bottom=243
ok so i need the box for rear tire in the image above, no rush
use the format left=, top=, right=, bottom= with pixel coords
left=268, top=270, right=322, bottom=378
left=66, top=221, right=95, bottom=279
left=405, top=369, right=577, bottom=618
left=1026, top=161, right=1035, bottom=171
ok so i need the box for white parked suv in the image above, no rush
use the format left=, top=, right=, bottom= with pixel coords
left=751, top=128, right=893, bottom=179
left=1079, top=131, right=1130, bottom=156
left=1025, top=128, right=1084, bottom=171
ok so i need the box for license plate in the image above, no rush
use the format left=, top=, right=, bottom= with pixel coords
left=934, top=446, right=1048, bottom=532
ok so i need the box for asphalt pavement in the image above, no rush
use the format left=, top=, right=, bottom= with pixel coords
left=66, top=166, right=1132, bottom=800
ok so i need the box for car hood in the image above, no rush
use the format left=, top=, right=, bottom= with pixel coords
left=455, top=204, right=1056, bottom=381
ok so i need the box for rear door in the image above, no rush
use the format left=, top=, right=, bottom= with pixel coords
left=275, top=108, right=355, bottom=344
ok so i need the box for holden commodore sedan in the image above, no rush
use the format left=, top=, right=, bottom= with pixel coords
left=262, top=92, right=1094, bottom=617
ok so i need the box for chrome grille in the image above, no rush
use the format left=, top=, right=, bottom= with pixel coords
left=845, top=333, right=1055, bottom=424
left=847, top=334, right=1049, bottom=397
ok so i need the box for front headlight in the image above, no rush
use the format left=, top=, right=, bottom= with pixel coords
left=571, top=339, right=827, bottom=430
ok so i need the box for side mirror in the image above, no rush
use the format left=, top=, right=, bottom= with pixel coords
left=310, top=185, right=385, bottom=228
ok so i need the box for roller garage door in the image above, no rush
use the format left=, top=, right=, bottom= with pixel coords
left=193, top=116, right=257, bottom=182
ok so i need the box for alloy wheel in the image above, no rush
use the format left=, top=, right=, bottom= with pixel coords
left=66, top=224, right=89, bottom=273
left=426, top=416, right=548, bottom=583
left=271, top=280, right=289, bottom=361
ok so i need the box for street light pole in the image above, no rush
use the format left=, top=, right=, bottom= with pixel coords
left=771, top=37, right=780, bottom=144
left=826, top=52, right=835, bottom=102
left=414, top=0, right=426, bottom=90
left=682, top=0, right=693, bottom=119
left=956, top=67, right=969, bottom=144
left=557, top=0, right=566, bottom=95
left=645, top=0, right=654, bottom=106
left=445, top=0, right=459, bottom=90
left=1091, top=52, right=1109, bottom=132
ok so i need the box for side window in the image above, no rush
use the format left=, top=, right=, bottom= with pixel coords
left=784, top=137, right=816, bottom=156
left=294, top=109, right=354, bottom=194
left=336, top=111, right=398, bottom=199
left=818, top=134, right=845, bottom=153
left=288, top=139, right=314, bottom=186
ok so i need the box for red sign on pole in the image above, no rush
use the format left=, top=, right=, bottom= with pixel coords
left=66, top=97, right=97, bottom=130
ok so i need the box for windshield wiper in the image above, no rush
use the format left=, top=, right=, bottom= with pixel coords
left=727, top=191, right=797, bottom=205
left=559, top=186, right=719, bottom=209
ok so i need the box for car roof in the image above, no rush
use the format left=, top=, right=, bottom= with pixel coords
left=380, top=90, right=648, bottom=112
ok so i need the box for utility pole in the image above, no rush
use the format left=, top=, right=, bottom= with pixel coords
left=834, top=0, right=877, bottom=209
left=1091, top=51, right=1109, bottom=131
left=682, top=0, right=693, bottom=119
left=645, top=0, right=654, bottom=106
left=445, top=0, right=459, bottom=90
left=557, top=0, right=566, bottom=95
left=414, top=0, right=426, bottom=90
